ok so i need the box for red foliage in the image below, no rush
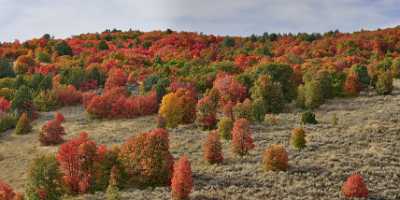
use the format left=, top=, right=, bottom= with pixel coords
left=169, top=81, right=197, bottom=97
left=171, top=155, right=193, bottom=200
left=104, top=68, right=127, bottom=91
left=342, top=174, right=368, bottom=198
left=0, top=97, right=11, bottom=112
left=39, top=119, right=66, bottom=146
left=231, top=118, right=255, bottom=156
left=0, top=180, right=16, bottom=200
left=196, top=95, right=217, bottom=129
left=222, top=100, right=235, bottom=119
left=55, top=112, right=65, bottom=123
left=213, top=74, right=247, bottom=105
left=54, top=85, right=82, bottom=106
left=203, top=131, right=223, bottom=164
left=79, top=80, right=98, bottom=91
left=81, top=91, right=97, bottom=108
left=344, top=73, right=361, bottom=96
left=56, top=132, right=104, bottom=194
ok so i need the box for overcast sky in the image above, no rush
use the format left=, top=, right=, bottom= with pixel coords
left=1, top=0, right=399, bottom=42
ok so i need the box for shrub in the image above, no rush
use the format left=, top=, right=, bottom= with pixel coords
left=233, top=99, right=253, bottom=121
left=0, top=97, right=11, bottom=112
left=196, top=96, right=217, bottom=130
left=343, top=72, right=361, bottom=97
left=105, top=68, right=127, bottom=91
left=12, top=85, right=33, bottom=116
left=203, top=131, right=223, bottom=164
left=33, top=91, right=59, bottom=112
left=118, top=128, right=173, bottom=187
left=159, top=89, right=196, bottom=128
left=14, top=112, right=31, bottom=135
left=217, top=117, right=233, bottom=140
left=59, top=67, right=86, bottom=89
left=98, top=40, right=109, bottom=51
left=341, top=174, right=368, bottom=198
left=0, top=88, right=15, bottom=100
left=250, top=75, right=285, bottom=118
left=56, top=132, right=103, bottom=194
left=262, top=144, right=289, bottom=171
left=54, top=112, right=65, bottom=123
left=0, top=58, right=15, bottom=78
left=54, top=41, right=73, bottom=56
left=54, top=85, right=82, bottom=106
left=25, top=155, right=63, bottom=200
left=375, top=71, right=393, bottom=95
left=296, top=84, right=306, bottom=108
left=39, top=119, right=65, bottom=146
left=290, top=128, right=306, bottom=150
left=0, top=114, right=17, bottom=133
left=0, top=179, right=16, bottom=200
left=303, top=80, right=324, bottom=109
left=222, top=100, right=235, bottom=119
left=13, top=54, right=36, bottom=74
left=213, top=74, right=247, bottom=105
left=351, top=64, right=370, bottom=87
left=231, top=118, right=255, bottom=156
left=171, top=155, right=193, bottom=200
left=301, top=111, right=318, bottom=124
left=392, top=57, right=400, bottom=78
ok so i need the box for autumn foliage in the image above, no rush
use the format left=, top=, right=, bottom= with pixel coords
left=203, top=131, right=223, bottom=164
left=104, top=68, right=127, bottom=91
left=290, top=127, right=306, bottom=150
left=0, top=97, right=11, bottom=113
left=54, top=85, right=82, bottom=106
left=159, top=89, right=196, bottom=128
left=213, top=74, right=247, bottom=105
left=196, top=95, right=218, bottom=129
left=0, top=180, right=16, bottom=200
left=231, top=118, right=255, bottom=156
left=118, top=128, right=173, bottom=187
left=39, top=119, right=66, bottom=145
left=171, top=155, right=193, bottom=200
left=341, top=174, right=368, bottom=198
left=262, top=144, right=289, bottom=171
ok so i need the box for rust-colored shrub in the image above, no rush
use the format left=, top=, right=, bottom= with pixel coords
left=196, top=95, right=217, bottom=130
left=0, top=180, right=16, bottom=200
left=343, top=72, right=361, bottom=96
left=39, top=119, right=65, bottom=146
left=213, top=74, right=247, bottom=104
left=222, top=100, right=235, bottom=119
left=341, top=174, right=368, bottom=198
left=231, top=118, right=255, bottom=156
left=13, top=54, right=36, bottom=74
left=56, top=132, right=103, bottom=194
left=0, top=97, right=11, bottom=113
left=104, top=68, right=127, bottom=91
left=290, top=128, right=306, bottom=150
left=54, top=112, right=65, bottom=123
left=203, top=131, right=223, bottom=164
left=171, top=155, right=193, bottom=200
left=262, top=144, right=288, bottom=171
left=118, top=128, right=173, bottom=187
left=54, top=85, right=82, bottom=106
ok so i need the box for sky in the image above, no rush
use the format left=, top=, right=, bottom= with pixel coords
left=0, top=0, right=399, bottom=42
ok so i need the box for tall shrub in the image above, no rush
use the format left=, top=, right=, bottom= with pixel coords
left=171, top=156, right=193, bottom=200
left=203, top=131, right=223, bottom=164
left=231, top=118, right=255, bottom=156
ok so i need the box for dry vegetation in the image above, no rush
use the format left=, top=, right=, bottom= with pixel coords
left=0, top=80, right=399, bottom=200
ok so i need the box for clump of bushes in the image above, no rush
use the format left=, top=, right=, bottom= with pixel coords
left=33, top=90, right=59, bottom=111
left=171, top=155, right=193, bottom=200
left=297, top=80, right=324, bottom=109
left=196, top=95, right=218, bottom=130
left=159, top=89, right=196, bottom=128
left=118, top=128, right=173, bottom=187
left=54, top=85, right=82, bottom=106
left=25, top=155, right=63, bottom=200
left=290, top=127, right=306, bottom=150
left=213, top=74, right=247, bottom=104
left=12, top=85, right=36, bottom=119
left=341, top=174, right=368, bottom=198
left=262, top=144, right=289, bottom=171
left=232, top=99, right=253, bottom=121
left=104, top=68, right=127, bottom=91
left=39, top=118, right=66, bottom=146
left=14, top=112, right=31, bottom=135
left=375, top=71, right=393, bottom=95
left=217, top=117, right=234, bottom=140
left=301, top=111, right=318, bottom=124
left=231, top=118, right=255, bottom=156
left=203, top=131, right=223, bottom=164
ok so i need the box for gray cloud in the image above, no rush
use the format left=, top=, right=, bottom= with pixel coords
left=0, top=0, right=399, bottom=41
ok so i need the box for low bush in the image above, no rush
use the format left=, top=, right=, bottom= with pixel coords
left=33, top=91, right=59, bottom=112
left=290, top=128, right=306, bottom=150
left=375, top=71, right=393, bottom=95
left=39, top=119, right=65, bottom=146
left=14, top=112, right=31, bottom=135
left=0, top=179, right=16, bottom=200
left=262, top=144, right=289, bottom=171
left=0, top=114, right=17, bottom=133
left=217, top=117, right=233, bottom=140
left=301, top=111, right=318, bottom=124
left=171, top=155, right=193, bottom=200
left=341, top=174, right=368, bottom=198
left=25, top=155, right=63, bottom=200
left=231, top=118, right=255, bottom=156
left=159, top=89, right=196, bottom=128
left=343, top=72, right=361, bottom=97
left=104, top=68, right=127, bottom=91
left=118, top=128, right=173, bottom=187
left=54, top=85, right=82, bottom=106
left=203, top=131, right=223, bottom=164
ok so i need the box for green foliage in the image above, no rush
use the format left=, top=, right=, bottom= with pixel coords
left=392, top=57, right=400, bottom=78
left=314, top=70, right=334, bottom=99
left=0, top=114, right=17, bottom=133
left=0, top=77, right=16, bottom=89
left=375, top=71, right=393, bottom=95
left=212, top=61, right=239, bottom=73
left=86, top=67, right=106, bottom=87
left=254, top=63, right=296, bottom=102
left=0, top=58, right=15, bottom=78
left=290, top=128, right=306, bottom=150
left=351, top=65, right=370, bottom=87
left=233, top=99, right=253, bottom=121
left=98, top=40, right=109, bottom=50
left=14, top=112, right=31, bottom=135
left=60, top=67, right=86, bottom=88
left=25, top=155, right=63, bottom=200
left=301, top=111, right=318, bottom=124
left=217, top=117, right=234, bottom=140
left=106, top=184, right=121, bottom=200
left=0, top=88, right=15, bottom=100
left=223, top=37, right=236, bottom=47
left=33, top=91, right=59, bottom=112
left=299, top=80, right=324, bottom=109
left=12, top=85, right=33, bottom=111
left=54, top=41, right=73, bottom=56
left=36, top=51, right=51, bottom=63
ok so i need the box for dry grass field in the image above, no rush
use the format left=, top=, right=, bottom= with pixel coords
left=1, top=80, right=399, bottom=200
